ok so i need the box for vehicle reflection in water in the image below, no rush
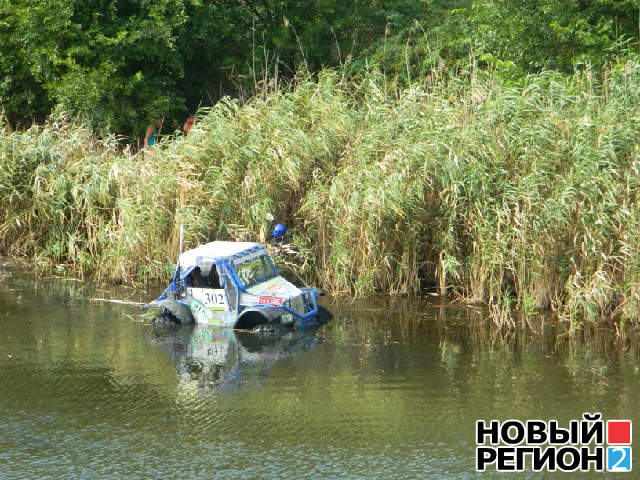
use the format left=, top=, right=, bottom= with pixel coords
left=149, top=325, right=322, bottom=392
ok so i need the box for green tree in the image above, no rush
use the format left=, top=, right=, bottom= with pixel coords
left=0, top=0, right=187, bottom=137
left=469, top=0, right=640, bottom=72
left=1, top=0, right=430, bottom=138
left=9, top=0, right=638, bottom=138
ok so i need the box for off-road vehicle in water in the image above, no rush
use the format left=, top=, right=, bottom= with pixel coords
left=145, top=241, right=325, bottom=329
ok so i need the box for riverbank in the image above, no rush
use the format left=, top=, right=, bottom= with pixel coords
left=2, top=59, right=640, bottom=329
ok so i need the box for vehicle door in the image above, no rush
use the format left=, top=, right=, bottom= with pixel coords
left=220, top=263, right=239, bottom=312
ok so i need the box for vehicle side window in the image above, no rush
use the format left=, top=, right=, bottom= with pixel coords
left=208, top=266, right=222, bottom=289
left=187, top=266, right=207, bottom=288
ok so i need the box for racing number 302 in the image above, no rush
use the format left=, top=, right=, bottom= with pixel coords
left=205, top=292, right=225, bottom=305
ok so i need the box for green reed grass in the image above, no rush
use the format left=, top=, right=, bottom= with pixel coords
left=2, top=61, right=640, bottom=329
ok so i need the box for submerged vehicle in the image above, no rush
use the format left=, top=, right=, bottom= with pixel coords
left=145, top=241, right=324, bottom=329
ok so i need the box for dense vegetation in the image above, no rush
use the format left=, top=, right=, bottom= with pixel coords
left=3, top=58, right=640, bottom=329
left=2, top=1, right=639, bottom=139
left=3, top=1, right=640, bottom=329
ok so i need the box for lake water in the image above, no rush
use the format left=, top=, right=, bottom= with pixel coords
left=0, top=263, right=638, bottom=478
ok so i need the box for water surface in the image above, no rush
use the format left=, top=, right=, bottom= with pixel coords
left=0, top=264, right=638, bottom=478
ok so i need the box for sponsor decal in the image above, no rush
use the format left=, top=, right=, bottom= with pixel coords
left=265, top=283, right=285, bottom=293
left=476, top=414, right=632, bottom=473
left=258, top=296, right=283, bottom=307
left=190, top=298, right=212, bottom=323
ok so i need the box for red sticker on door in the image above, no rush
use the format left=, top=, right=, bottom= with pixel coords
left=259, top=296, right=283, bottom=306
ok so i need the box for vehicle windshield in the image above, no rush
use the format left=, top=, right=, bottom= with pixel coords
left=234, top=255, right=277, bottom=287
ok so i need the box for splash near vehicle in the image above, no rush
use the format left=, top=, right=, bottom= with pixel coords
left=144, top=241, right=326, bottom=329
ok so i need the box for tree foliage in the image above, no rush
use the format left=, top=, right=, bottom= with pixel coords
left=378, top=0, right=640, bottom=81
left=469, top=0, right=640, bottom=72
left=1, top=0, right=640, bottom=138
left=1, top=0, right=188, bottom=136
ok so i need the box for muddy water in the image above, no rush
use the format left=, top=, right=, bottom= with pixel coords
left=0, top=264, right=638, bottom=478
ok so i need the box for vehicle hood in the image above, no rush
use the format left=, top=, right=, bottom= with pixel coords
left=245, top=276, right=301, bottom=299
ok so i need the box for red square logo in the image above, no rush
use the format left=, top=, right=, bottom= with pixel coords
left=607, top=420, right=632, bottom=445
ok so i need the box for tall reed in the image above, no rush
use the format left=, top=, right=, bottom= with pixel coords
left=2, top=60, right=640, bottom=329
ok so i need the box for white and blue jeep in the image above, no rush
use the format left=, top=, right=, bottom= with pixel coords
left=146, top=241, right=324, bottom=329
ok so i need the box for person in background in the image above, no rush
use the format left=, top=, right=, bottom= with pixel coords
left=262, top=214, right=296, bottom=252
left=144, top=118, right=162, bottom=150
left=271, top=223, right=295, bottom=250
left=183, top=114, right=195, bottom=135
